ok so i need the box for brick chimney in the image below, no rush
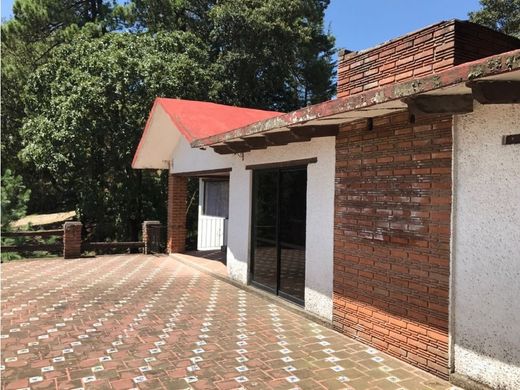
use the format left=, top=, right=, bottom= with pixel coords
left=337, top=20, right=520, bottom=98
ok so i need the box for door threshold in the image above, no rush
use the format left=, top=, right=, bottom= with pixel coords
left=250, top=281, right=304, bottom=307
left=244, top=283, right=330, bottom=328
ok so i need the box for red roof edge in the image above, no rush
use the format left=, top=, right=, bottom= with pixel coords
left=155, top=98, right=198, bottom=143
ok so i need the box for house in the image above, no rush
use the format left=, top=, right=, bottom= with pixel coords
left=133, top=20, right=520, bottom=389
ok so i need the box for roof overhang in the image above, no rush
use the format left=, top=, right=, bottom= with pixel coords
left=192, top=49, right=520, bottom=154
left=132, top=98, right=281, bottom=169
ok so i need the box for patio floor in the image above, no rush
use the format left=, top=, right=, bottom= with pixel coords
left=1, top=255, right=457, bottom=390
left=175, top=251, right=227, bottom=277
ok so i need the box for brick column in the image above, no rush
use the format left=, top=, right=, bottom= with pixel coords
left=63, top=221, right=82, bottom=259
left=142, top=220, right=161, bottom=254
left=167, top=175, right=187, bottom=254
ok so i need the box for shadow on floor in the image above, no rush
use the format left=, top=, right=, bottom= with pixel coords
left=174, top=250, right=228, bottom=277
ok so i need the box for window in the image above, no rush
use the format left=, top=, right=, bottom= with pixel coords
left=203, top=180, right=229, bottom=218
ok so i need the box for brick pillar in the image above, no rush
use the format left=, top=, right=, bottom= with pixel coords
left=63, top=221, right=82, bottom=259
left=142, top=220, right=161, bottom=254
left=167, top=175, right=187, bottom=254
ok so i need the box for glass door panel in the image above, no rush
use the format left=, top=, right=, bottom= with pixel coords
left=278, top=168, right=306, bottom=304
left=251, top=170, right=278, bottom=292
left=251, top=166, right=307, bottom=305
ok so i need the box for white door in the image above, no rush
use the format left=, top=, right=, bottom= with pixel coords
left=197, top=179, right=229, bottom=250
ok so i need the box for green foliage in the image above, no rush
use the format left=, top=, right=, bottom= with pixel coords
left=1, top=1, right=116, bottom=138
left=207, top=0, right=335, bottom=110
left=1, top=169, right=30, bottom=261
left=2, top=0, right=336, bottom=242
left=20, top=31, right=214, bottom=240
left=1, top=0, right=117, bottom=213
left=469, top=0, right=520, bottom=37
left=125, top=0, right=336, bottom=110
left=1, top=169, right=31, bottom=227
left=0, top=249, right=23, bottom=262
left=123, top=0, right=213, bottom=35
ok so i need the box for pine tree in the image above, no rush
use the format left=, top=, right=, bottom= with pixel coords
left=469, top=0, right=520, bottom=37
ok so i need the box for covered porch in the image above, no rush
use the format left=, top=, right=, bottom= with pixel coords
left=132, top=49, right=520, bottom=330
left=133, top=98, right=335, bottom=318
left=163, top=142, right=332, bottom=313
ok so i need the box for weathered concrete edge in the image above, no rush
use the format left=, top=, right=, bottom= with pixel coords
left=191, top=49, right=520, bottom=147
left=170, top=254, right=332, bottom=329
left=450, top=373, right=492, bottom=390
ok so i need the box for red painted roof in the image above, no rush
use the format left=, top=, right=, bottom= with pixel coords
left=155, top=97, right=282, bottom=142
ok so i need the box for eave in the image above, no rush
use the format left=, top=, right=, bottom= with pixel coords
left=132, top=98, right=281, bottom=169
left=191, top=49, right=520, bottom=153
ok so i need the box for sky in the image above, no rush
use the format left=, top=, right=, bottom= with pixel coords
left=1, top=0, right=482, bottom=51
left=324, top=0, right=481, bottom=51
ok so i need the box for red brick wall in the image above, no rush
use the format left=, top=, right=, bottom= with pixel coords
left=337, top=20, right=520, bottom=98
left=63, top=221, right=82, bottom=259
left=333, top=112, right=452, bottom=378
left=167, top=175, right=187, bottom=253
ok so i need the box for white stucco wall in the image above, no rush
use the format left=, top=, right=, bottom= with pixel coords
left=171, top=137, right=336, bottom=320
left=133, top=104, right=182, bottom=169
left=452, top=102, right=520, bottom=389
left=171, top=137, right=236, bottom=173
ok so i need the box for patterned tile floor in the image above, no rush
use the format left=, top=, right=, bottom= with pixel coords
left=1, top=255, right=457, bottom=390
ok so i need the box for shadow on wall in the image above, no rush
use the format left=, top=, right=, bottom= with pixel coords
left=332, top=112, right=453, bottom=378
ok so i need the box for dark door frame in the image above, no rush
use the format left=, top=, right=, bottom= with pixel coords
left=250, top=165, right=307, bottom=306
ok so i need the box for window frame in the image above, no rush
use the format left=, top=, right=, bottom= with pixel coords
left=202, top=179, right=229, bottom=218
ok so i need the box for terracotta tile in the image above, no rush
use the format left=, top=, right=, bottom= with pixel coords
left=1, top=255, right=452, bottom=390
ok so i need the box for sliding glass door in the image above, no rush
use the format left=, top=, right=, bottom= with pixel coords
left=251, top=170, right=278, bottom=292
left=251, top=166, right=307, bottom=305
